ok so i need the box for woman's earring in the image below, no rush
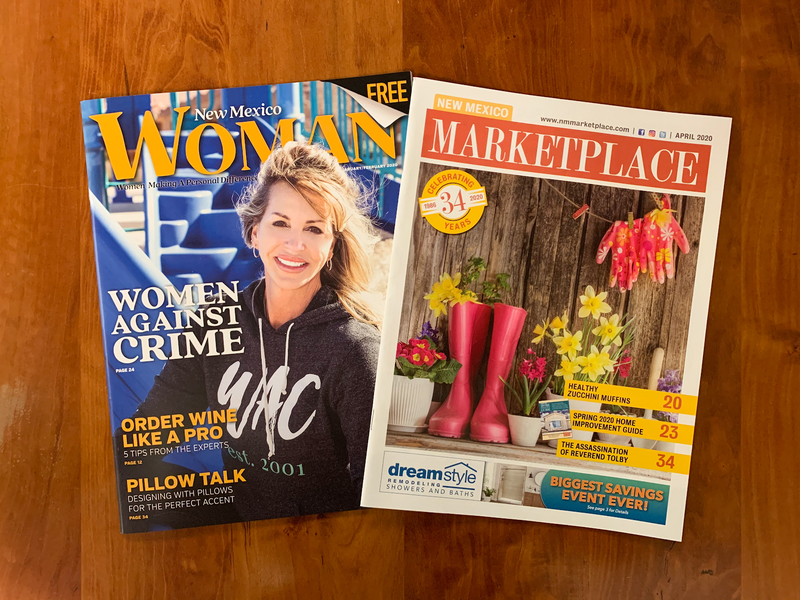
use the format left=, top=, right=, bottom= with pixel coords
left=253, top=247, right=260, bottom=259
left=326, top=257, right=333, bottom=270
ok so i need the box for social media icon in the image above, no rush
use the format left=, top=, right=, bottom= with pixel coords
left=638, top=129, right=645, bottom=136
left=648, top=130, right=656, bottom=137
left=659, top=131, right=667, bottom=138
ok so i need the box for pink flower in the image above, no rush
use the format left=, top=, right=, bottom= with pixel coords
left=615, top=351, right=632, bottom=379
left=408, top=350, right=425, bottom=366
left=531, top=357, right=547, bottom=381
left=518, top=353, right=547, bottom=384
left=409, top=338, right=430, bottom=349
left=420, top=349, right=436, bottom=366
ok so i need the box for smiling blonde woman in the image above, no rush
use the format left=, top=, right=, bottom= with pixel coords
left=118, top=143, right=383, bottom=527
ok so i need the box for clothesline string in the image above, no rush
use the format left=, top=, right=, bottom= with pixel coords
left=539, top=179, right=663, bottom=225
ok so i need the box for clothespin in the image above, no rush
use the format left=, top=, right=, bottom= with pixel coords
left=572, top=204, right=589, bottom=219
left=627, top=212, right=634, bottom=229
left=652, top=192, right=664, bottom=210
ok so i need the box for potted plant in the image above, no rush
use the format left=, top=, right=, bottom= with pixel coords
left=482, top=487, right=496, bottom=502
left=502, top=348, right=551, bottom=447
left=389, top=326, right=462, bottom=433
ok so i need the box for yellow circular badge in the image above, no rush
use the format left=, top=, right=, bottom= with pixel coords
left=418, top=170, right=487, bottom=234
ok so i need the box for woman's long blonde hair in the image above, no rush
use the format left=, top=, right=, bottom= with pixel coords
left=236, top=142, right=381, bottom=327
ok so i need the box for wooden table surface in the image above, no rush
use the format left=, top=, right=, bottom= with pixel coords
left=1, top=0, right=797, bottom=598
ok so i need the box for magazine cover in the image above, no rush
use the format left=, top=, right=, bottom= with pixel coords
left=362, top=78, right=731, bottom=540
left=80, top=72, right=411, bottom=532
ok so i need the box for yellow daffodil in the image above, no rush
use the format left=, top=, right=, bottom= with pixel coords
left=461, top=289, right=478, bottom=303
left=424, top=283, right=444, bottom=316
left=531, top=321, right=548, bottom=344
left=578, top=285, right=612, bottom=320
left=591, top=314, right=623, bottom=346
left=425, top=296, right=447, bottom=318
left=553, top=330, right=583, bottom=360
left=440, top=272, right=461, bottom=293
left=554, top=357, right=581, bottom=381
left=550, top=313, right=568, bottom=334
left=424, top=272, right=472, bottom=317
left=576, top=345, right=615, bottom=381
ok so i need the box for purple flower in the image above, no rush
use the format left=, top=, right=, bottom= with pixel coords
left=419, top=321, right=441, bottom=346
left=657, top=369, right=682, bottom=393
left=653, top=411, right=678, bottom=423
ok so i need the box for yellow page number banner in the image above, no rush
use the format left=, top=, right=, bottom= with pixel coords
left=564, top=381, right=697, bottom=416
left=556, top=439, right=691, bottom=475
left=571, top=411, right=695, bottom=445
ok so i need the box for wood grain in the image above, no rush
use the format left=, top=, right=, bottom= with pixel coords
left=0, top=0, right=82, bottom=598
left=741, top=1, right=800, bottom=599
left=0, top=0, right=797, bottom=597
left=78, top=1, right=405, bottom=600
left=403, top=1, right=743, bottom=599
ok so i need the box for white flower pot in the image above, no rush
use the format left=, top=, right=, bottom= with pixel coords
left=481, top=494, right=493, bottom=502
left=631, top=436, right=658, bottom=450
left=388, top=375, right=435, bottom=433
left=655, top=441, right=676, bottom=453
left=631, top=412, right=668, bottom=450
left=508, top=415, right=543, bottom=447
left=545, top=389, right=599, bottom=447
left=596, top=411, right=632, bottom=446
left=597, top=431, right=632, bottom=446
left=631, top=411, right=657, bottom=449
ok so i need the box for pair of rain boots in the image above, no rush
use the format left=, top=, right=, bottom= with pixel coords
left=428, top=301, right=527, bottom=443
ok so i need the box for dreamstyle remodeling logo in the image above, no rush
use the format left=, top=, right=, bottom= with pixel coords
left=380, top=451, right=484, bottom=501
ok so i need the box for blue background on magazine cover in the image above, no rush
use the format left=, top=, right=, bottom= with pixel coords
left=82, top=81, right=404, bottom=475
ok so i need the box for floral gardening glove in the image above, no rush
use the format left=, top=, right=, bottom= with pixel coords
left=596, top=219, right=641, bottom=291
left=638, top=195, right=690, bottom=283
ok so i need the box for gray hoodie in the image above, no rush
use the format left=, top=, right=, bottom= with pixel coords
left=116, top=279, right=380, bottom=530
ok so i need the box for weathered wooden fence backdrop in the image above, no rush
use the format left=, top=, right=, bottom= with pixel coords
left=397, top=162, right=705, bottom=399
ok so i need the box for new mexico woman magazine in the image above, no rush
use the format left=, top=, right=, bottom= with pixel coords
left=80, top=73, right=411, bottom=532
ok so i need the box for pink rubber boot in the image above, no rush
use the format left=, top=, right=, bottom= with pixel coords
left=469, top=303, right=528, bottom=443
left=428, top=301, right=491, bottom=438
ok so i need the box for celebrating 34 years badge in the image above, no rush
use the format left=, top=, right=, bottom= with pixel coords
left=418, top=169, right=487, bottom=234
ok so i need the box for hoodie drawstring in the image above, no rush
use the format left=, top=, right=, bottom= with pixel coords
left=257, top=317, right=275, bottom=457
left=282, top=322, right=294, bottom=394
left=257, top=318, right=295, bottom=459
